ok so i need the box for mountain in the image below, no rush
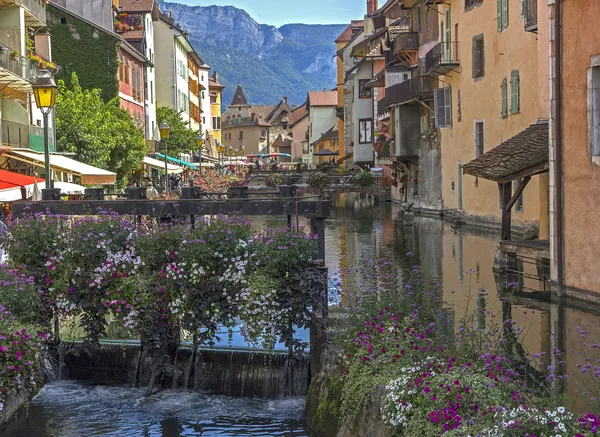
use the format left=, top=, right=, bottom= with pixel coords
left=158, top=1, right=347, bottom=108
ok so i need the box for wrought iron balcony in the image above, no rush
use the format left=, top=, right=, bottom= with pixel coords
left=524, top=0, right=538, bottom=32
left=393, top=32, right=419, bottom=52
left=0, top=0, right=46, bottom=26
left=385, top=76, right=435, bottom=107
left=425, top=41, right=460, bottom=76
left=0, top=44, right=41, bottom=93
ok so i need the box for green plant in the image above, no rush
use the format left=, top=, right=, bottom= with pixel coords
left=352, top=170, right=374, bottom=187
left=156, top=106, right=200, bottom=158
left=265, top=173, right=287, bottom=187
left=308, top=172, right=331, bottom=190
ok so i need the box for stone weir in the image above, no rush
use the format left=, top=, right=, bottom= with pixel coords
left=57, top=343, right=310, bottom=399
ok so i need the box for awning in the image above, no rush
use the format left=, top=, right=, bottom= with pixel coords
left=314, top=148, right=340, bottom=156
left=143, top=156, right=184, bottom=174
left=155, top=153, right=197, bottom=170
left=462, top=121, right=549, bottom=183
left=2, top=149, right=117, bottom=185
left=0, top=170, right=44, bottom=202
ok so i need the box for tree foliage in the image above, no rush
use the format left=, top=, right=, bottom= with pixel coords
left=156, top=106, right=200, bottom=158
left=55, top=73, right=146, bottom=187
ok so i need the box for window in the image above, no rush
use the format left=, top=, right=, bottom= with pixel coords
left=520, top=0, right=525, bottom=19
left=150, top=80, right=154, bottom=104
left=510, top=70, right=520, bottom=114
left=465, top=0, right=483, bottom=9
left=497, top=0, right=509, bottom=31
left=239, top=131, right=244, bottom=140
left=592, top=65, right=600, bottom=156
left=501, top=78, right=508, bottom=118
left=358, top=79, right=372, bottom=99
left=213, top=117, right=221, bottom=130
left=474, top=120, right=484, bottom=157
left=513, top=179, right=524, bottom=211
left=472, top=35, right=484, bottom=79
left=124, top=59, right=130, bottom=85
left=426, top=6, right=431, bottom=30
left=359, top=119, right=373, bottom=144
left=434, top=86, right=452, bottom=128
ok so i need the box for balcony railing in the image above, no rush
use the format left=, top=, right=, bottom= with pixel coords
left=10, top=0, right=46, bottom=26
left=1, top=119, right=29, bottom=147
left=385, top=76, right=435, bottom=106
left=425, top=41, right=460, bottom=76
left=0, top=44, right=40, bottom=84
left=524, top=0, right=538, bottom=32
left=393, top=32, right=419, bottom=52
left=0, top=28, right=21, bottom=53
left=377, top=96, right=389, bottom=115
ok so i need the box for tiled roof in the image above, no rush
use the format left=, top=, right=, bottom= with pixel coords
left=291, top=103, right=308, bottom=126
left=231, top=85, right=249, bottom=106
left=462, top=121, right=549, bottom=183
left=119, top=0, right=155, bottom=13
left=335, top=20, right=364, bottom=43
left=208, top=77, right=224, bottom=89
left=308, top=90, right=337, bottom=107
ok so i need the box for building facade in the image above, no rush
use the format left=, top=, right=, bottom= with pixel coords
left=290, top=103, right=309, bottom=162
left=222, top=85, right=293, bottom=156
left=209, top=72, right=224, bottom=144
left=1, top=0, right=54, bottom=151
left=306, top=90, right=337, bottom=164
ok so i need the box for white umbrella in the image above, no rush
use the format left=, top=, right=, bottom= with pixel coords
left=32, top=181, right=42, bottom=202
left=38, top=181, right=86, bottom=195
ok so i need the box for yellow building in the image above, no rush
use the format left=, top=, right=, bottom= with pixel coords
left=434, top=0, right=549, bottom=237
left=208, top=72, right=224, bottom=144
left=311, top=125, right=339, bottom=165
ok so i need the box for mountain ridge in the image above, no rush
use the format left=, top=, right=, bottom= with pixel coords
left=159, top=1, right=347, bottom=107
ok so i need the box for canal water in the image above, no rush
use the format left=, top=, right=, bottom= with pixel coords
left=4, top=193, right=600, bottom=435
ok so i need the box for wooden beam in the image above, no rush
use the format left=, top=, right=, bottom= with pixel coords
left=506, top=176, right=531, bottom=211
left=498, top=182, right=512, bottom=240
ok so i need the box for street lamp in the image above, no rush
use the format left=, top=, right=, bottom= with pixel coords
left=32, top=69, right=57, bottom=193
left=216, top=142, right=224, bottom=170
left=159, top=121, right=170, bottom=194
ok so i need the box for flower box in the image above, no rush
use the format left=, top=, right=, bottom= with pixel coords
left=227, top=186, right=248, bottom=199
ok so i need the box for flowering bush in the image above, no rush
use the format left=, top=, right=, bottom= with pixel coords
left=352, top=170, right=375, bottom=187
left=0, top=265, right=42, bottom=326
left=0, top=305, right=47, bottom=414
left=374, top=120, right=392, bottom=155
left=265, top=173, right=287, bottom=187
left=308, top=172, right=331, bottom=191
left=193, top=169, right=244, bottom=192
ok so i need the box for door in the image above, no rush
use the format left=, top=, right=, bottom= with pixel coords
left=445, top=8, right=451, bottom=61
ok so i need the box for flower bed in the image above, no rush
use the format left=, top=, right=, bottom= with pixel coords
left=193, top=169, right=246, bottom=193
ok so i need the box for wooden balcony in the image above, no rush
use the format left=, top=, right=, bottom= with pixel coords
left=393, top=32, right=419, bottom=52
left=524, top=0, right=538, bottom=32
left=385, top=76, right=435, bottom=107
left=425, top=41, right=460, bottom=76
left=377, top=96, right=389, bottom=116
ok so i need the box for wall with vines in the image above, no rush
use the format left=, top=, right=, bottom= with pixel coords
left=47, top=5, right=119, bottom=103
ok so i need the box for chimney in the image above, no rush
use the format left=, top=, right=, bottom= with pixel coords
left=169, top=11, right=173, bottom=18
left=367, top=0, right=378, bottom=14
left=283, top=96, right=287, bottom=103
left=213, top=71, right=219, bottom=82
left=252, top=113, right=258, bottom=122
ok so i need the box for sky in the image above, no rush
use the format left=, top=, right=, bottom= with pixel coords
left=173, top=0, right=367, bottom=27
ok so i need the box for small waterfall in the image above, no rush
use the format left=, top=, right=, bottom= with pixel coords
left=58, top=342, right=309, bottom=398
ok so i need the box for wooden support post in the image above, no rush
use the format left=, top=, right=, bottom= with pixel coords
left=498, top=182, right=512, bottom=240
left=309, top=217, right=326, bottom=260
left=287, top=214, right=292, bottom=229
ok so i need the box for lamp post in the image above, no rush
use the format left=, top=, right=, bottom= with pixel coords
left=32, top=69, right=58, bottom=194
left=216, top=142, right=224, bottom=172
left=159, top=121, right=170, bottom=194
left=195, top=132, right=205, bottom=179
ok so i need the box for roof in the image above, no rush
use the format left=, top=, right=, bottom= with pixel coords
left=142, top=156, right=183, bottom=174
left=335, top=20, right=364, bottom=43
left=208, top=77, right=224, bottom=89
left=118, top=0, right=155, bottom=13
left=308, top=90, right=337, bottom=108
left=2, top=150, right=117, bottom=185
left=291, top=103, right=309, bottom=126
left=311, top=125, right=339, bottom=146
left=462, top=121, right=549, bottom=183
left=231, top=85, right=249, bottom=106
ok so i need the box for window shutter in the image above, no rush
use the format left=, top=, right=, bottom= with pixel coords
left=472, top=39, right=477, bottom=77
left=502, top=0, right=509, bottom=29
left=434, top=88, right=445, bottom=127
left=445, top=86, right=452, bottom=127
left=515, top=71, right=520, bottom=113
left=497, top=0, right=502, bottom=31
left=501, top=78, right=507, bottom=118
left=510, top=75, right=515, bottom=113
left=521, top=0, right=525, bottom=19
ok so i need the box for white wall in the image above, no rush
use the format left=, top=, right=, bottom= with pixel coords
left=353, top=61, right=374, bottom=164
left=144, top=13, right=157, bottom=141
left=154, top=20, right=176, bottom=112
left=307, top=106, right=336, bottom=163
left=199, top=66, right=211, bottom=136
left=175, top=39, right=189, bottom=118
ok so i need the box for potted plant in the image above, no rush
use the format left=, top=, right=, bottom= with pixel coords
left=227, top=178, right=249, bottom=198
left=308, top=171, right=331, bottom=196
left=9, top=51, right=19, bottom=61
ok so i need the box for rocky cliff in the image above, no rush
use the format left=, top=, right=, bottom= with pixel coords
left=159, top=1, right=346, bottom=107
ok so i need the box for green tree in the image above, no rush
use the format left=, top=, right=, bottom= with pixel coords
left=156, top=106, right=199, bottom=158
left=55, top=72, right=146, bottom=187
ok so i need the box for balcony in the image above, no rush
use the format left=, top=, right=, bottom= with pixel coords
left=524, top=0, right=538, bottom=32
left=0, top=44, right=40, bottom=93
left=377, top=96, right=389, bottom=115
left=29, top=124, right=56, bottom=152
left=385, top=76, right=435, bottom=107
left=425, top=41, right=460, bottom=76
left=393, top=32, right=419, bottom=52
left=0, top=0, right=46, bottom=27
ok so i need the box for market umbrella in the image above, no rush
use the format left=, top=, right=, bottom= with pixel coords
left=313, top=149, right=340, bottom=156
left=247, top=154, right=268, bottom=158
left=268, top=153, right=292, bottom=157
left=32, top=181, right=42, bottom=201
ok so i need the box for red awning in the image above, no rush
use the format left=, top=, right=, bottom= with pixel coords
left=0, top=169, right=43, bottom=190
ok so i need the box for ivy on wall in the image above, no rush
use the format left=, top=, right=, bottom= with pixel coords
left=47, top=5, right=119, bottom=103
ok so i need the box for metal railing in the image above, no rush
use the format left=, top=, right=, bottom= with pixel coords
left=385, top=76, right=435, bottom=106
left=1, top=119, right=29, bottom=147
left=29, top=124, right=55, bottom=152
left=15, top=0, right=46, bottom=25
left=393, top=32, right=419, bottom=52
left=524, top=0, right=538, bottom=31
left=425, top=41, right=460, bottom=75
left=0, top=43, right=40, bottom=81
